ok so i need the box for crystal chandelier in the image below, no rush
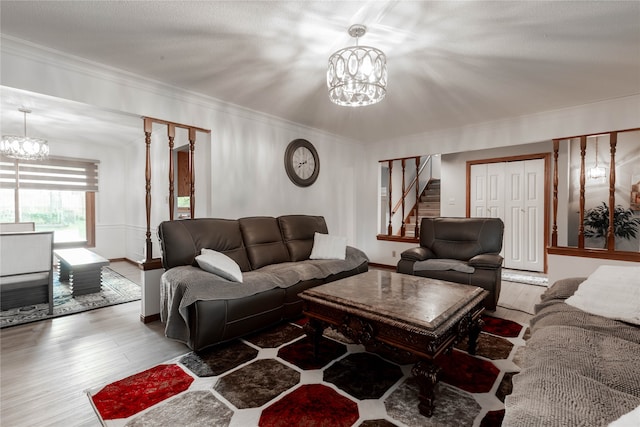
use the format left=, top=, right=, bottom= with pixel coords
left=327, top=24, right=387, bottom=107
left=1, top=108, right=49, bottom=160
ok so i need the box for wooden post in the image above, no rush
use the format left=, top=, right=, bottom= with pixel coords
left=387, top=160, right=393, bottom=235
left=143, top=117, right=153, bottom=262
left=578, top=136, right=586, bottom=249
left=415, top=156, right=421, bottom=238
left=189, top=128, right=196, bottom=218
left=551, top=140, right=559, bottom=247
left=607, top=132, right=617, bottom=251
left=400, top=159, right=406, bottom=236
left=168, top=124, right=175, bottom=221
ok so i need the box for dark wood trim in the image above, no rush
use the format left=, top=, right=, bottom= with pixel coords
left=141, top=116, right=211, bottom=134
left=368, top=262, right=396, bottom=270
left=140, top=313, right=161, bottom=324
left=387, top=160, right=393, bottom=235
left=548, top=246, right=640, bottom=262
left=377, top=234, right=419, bottom=243
left=168, top=124, right=175, bottom=221
left=379, top=155, right=422, bottom=163
left=414, top=157, right=421, bottom=237
left=138, top=258, right=163, bottom=271
left=144, top=117, right=153, bottom=262
left=607, top=133, right=617, bottom=250
left=400, top=159, right=406, bottom=236
left=189, top=128, right=196, bottom=217
left=552, top=140, right=559, bottom=247
left=552, top=127, right=639, bottom=142
left=578, top=136, right=586, bottom=248
left=85, top=191, right=96, bottom=247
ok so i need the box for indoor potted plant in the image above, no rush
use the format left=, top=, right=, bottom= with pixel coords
left=583, top=202, right=640, bottom=248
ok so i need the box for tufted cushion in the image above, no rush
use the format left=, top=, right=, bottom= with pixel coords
left=157, top=218, right=251, bottom=271
left=278, top=215, right=329, bottom=261
left=239, top=216, right=290, bottom=269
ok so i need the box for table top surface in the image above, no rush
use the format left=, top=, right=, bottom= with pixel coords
left=54, top=248, right=109, bottom=267
left=300, top=270, right=487, bottom=332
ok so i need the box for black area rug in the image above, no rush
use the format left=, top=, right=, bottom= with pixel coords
left=0, top=267, right=140, bottom=328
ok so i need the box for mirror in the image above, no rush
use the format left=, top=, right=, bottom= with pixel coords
left=565, top=129, right=640, bottom=251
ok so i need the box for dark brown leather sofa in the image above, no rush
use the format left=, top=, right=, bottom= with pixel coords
left=157, top=215, right=368, bottom=351
left=396, top=217, right=504, bottom=310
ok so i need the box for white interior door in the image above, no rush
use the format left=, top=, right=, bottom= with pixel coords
left=470, top=159, right=545, bottom=272
left=504, top=159, right=545, bottom=271
left=470, top=164, right=488, bottom=217
left=470, top=163, right=504, bottom=218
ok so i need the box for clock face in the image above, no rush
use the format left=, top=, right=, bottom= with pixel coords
left=285, top=139, right=319, bottom=187
left=292, top=146, right=316, bottom=179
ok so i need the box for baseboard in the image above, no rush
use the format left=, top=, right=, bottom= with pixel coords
left=140, top=313, right=161, bottom=323
left=369, top=262, right=395, bottom=270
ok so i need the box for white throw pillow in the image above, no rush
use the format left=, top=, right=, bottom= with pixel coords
left=608, top=405, right=640, bottom=427
left=195, top=248, right=243, bottom=282
left=565, top=265, right=640, bottom=325
left=309, top=232, right=347, bottom=260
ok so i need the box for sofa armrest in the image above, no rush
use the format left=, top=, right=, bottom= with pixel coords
left=400, top=247, right=434, bottom=262
left=468, top=253, right=503, bottom=269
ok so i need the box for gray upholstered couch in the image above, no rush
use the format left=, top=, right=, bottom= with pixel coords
left=157, top=215, right=368, bottom=351
left=396, top=217, right=504, bottom=310
left=503, top=277, right=640, bottom=426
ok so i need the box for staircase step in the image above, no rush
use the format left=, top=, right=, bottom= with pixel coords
left=418, top=202, right=440, bottom=211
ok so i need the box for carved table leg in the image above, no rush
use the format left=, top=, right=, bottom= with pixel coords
left=303, top=318, right=324, bottom=359
left=467, top=316, right=484, bottom=356
left=412, top=360, right=441, bottom=417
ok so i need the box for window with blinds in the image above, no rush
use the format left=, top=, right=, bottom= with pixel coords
left=0, top=156, right=99, bottom=191
left=0, top=156, right=99, bottom=246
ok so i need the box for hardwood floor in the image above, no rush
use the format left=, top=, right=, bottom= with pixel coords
left=0, top=262, right=188, bottom=427
left=0, top=262, right=545, bottom=426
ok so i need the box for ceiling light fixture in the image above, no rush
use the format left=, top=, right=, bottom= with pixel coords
left=327, top=24, right=387, bottom=107
left=588, top=136, right=606, bottom=181
left=1, top=108, right=49, bottom=160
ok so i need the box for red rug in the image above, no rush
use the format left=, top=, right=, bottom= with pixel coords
left=88, top=315, right=526, bottom=426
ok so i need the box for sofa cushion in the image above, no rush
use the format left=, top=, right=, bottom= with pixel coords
left=196, top=249, right=243, bottom=282
left=278, top=215, right=328, bottom=261
left=158, top=218, right=252, bottom=271
left=239, top=216, right=290, bottom=269
left=413, top=259, right=474, bottom=273
left=420, top=217, right=503, bottom=260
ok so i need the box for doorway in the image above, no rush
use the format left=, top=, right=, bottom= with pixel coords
left=467, top=154, right=550, bottom=272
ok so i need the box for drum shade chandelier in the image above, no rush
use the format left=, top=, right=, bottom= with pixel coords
left=1, top=108, right=49, bottom=160
left=327, top=24, right=387, bottom=107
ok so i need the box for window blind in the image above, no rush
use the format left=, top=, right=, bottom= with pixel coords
left=0, top=156, right=99, bottom=192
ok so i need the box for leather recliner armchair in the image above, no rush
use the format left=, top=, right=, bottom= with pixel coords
left=397, top=217, right=504, bottom=310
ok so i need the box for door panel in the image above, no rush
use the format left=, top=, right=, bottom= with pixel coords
left=471, top=158, right=545, bottom=272
left=470, top=164, right=487, bottom=217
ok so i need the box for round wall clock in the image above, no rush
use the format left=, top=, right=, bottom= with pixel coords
left=284, top=139, right=320, bottom=187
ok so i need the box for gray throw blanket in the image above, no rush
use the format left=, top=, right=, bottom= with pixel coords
left=413, top=258, right=475, bottom=274
left=503, top=278, right=640, bottom=427
left=161, top=246, right=369, bottom=345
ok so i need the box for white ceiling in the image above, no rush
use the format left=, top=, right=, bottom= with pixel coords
left=1, top=1, right=639, bottom=145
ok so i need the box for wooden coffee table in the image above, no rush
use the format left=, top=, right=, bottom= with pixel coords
left=54, top=248, right=110, bottom=297
left=300, top=270, right=488, bottom=417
